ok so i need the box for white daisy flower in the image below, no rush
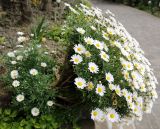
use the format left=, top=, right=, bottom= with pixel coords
left=100, top=51, right=109, bottom=62
left=122, top=70, right=130, bottom=81
left=140, top=83, right=146, bottom=92
left=56, top=0, right=61, bottom=3
left=105, top=72, right=114, bottom=83
left=11, top=61, right=17, bottom=65
left=85, top=51, right=91, bottom=58
left=106, top=108, right=119, bottom=122
left=88, top=62, right=99, bottom=73
left=11, top=70, right=19, bottom=79
left=96, top=84, right=106, bottom=96
left=84, top=37, right=94, bottom=45
left=133, top=106, right=142, bottom=116
left=126, top=62, right=133, bottom=71
left=31, top=107, right=40, bottom=116
left=29, top=69, right=38, bottom=76
left=74, top=77, right=87, bottom=89
left=131, top=71, right=141, bottom=81
left=74, top=44, right=86, bottom=54
left=44, top=52, right=49, bottom=55
left=30, top=33, right=34, bottom=37
left=102, top=31, right=109, bottom=40
left=12, top=80, right=20, bottom=87
left=7, top=52, right=15, bottom=58
left=107, top=27, right=115, bottom=35
left=122, top=89, right=128, bottom=97
left=109, top=83, right=116, bottom=91
left=90, top=26, right=96, bottom=31
left=41, top=62, right=47, bottom=67
left=94, top=40, right=104, bottom=50
left=91, top=108, right=105, bottom=122
left=17, top=36, right=26, bottom=43
left=125, top=92, right=133, bottom=103
left=128, top=102, right=135, bottom=110
left=69, top=6, right=79, bottom=15
left=76, top=27, right=85, bottom=35
left=16, top=55, right=23, bottom=61
left=115, top=85, right=122, bottom=97
left=151, top=90, right=158, bottom=99
left=104, top=44, right=109, bottom=52
left=17, top=31, right=24, bottom=36
left=70, top=54, right=83, bottom=64
left=16, top=94, right=24, bottom=102
left=47, top=100, right=54, bottom=107
left=132, top=81, right=140, bottom=90
left=86, top=82, right=94, bottom=91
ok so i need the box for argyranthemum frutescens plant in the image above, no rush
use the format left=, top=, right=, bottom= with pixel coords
left=3, top=41, right=57, bottom=116
left=63, top=3, right=158, bottom=124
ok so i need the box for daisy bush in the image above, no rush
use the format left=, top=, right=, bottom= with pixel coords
left=3, top=37, right=57, bottom=116
left=62, top=3, right=158, bottom=124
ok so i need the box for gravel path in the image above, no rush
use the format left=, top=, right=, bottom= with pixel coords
left=90, top=0, right=160, bottom=129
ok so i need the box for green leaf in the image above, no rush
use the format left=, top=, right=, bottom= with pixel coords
left=45, top=115, right=52, bottom=121
left=20, top=119, right=26, bottom=126
left=10, top=111, right=17, bottom=118
left=34, top=123, right=41, bottom=128
left=0, top=108, right=2, bottom=115
left=4, top=109, right=11, bottom=115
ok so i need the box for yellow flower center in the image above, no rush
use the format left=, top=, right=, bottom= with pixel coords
left=135, top=64, right=138, bottom=67
left=77, top=82, right=83, bottom=87
left=87, top=40, right=92, bottom=44
left=77, top=48, right=82, bottom=51
left=98, top=87, right=102, bottom=93
left=132, top=74, right=136, bottom=79
left=93, top=111, right=98, bottom=116
left=88, top=82, right=94, bottom=90
left=104, top=33, right=108, bottom=37
left=74, top=58, right=79, bottom=63
left=123, top=92, right=126, bottom=96
left=128, top=96, right=131, bottom=100
left=96, top=43, right=100, bottom=48
left=90, top=66, right=95, bottom=71
left=116, top=89, right=120, bottom=94
left=110, top=114, right=115, bottom=119
left=134, top=108, right=137, bottom=112
left=102, top=54, right=107, bottom=59
left=85, top=51, right=91, bottom=57
left=127, top=64, right=131, bottom=68
left=109, top=31, right=113, bottom=35
left=106, top=76, right=110, bottom=80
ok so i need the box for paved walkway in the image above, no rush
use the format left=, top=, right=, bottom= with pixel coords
left=90, top=0, right=160, bottom=129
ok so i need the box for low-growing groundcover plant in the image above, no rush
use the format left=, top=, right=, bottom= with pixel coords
left=62, top=3, right=158, bottom=126
left=0, top=2, right=158, bottom=129
left=0, top=108, right=59, bottom=129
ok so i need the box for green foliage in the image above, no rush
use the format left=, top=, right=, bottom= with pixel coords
left=31, top=17, right=47, bottom=43
left=1, top=18, right=58, bottom=116
left=120, top=0, right=160, bottom=16
left=73, top=0, right=92, bottom=7
left=0, top=12, right=88, bottom=129
left=4, top=45, right=57, bottom=114
left=0, top=108, right=60, bottom=129
left=61, top=4, right=131, bottom=117
left=0, top=36, right=5, bottom=44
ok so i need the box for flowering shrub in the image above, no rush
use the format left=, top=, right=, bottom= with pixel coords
left=3, top=40, right=57, bottom=116
left=0, top=2, right=159, bottom=128
left=63, top=3, right=158, bottom=124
